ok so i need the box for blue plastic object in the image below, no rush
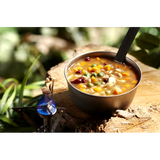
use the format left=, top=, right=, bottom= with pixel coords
left=36, top=94, right=57, bottom=116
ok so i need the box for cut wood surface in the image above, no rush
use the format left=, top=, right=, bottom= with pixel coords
left=42, top=44, right=160, bottom=132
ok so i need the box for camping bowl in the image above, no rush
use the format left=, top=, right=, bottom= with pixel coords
left=64, top=51, right=142, bottom=117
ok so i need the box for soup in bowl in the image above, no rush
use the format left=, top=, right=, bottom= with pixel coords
left=64, top=51, right=141, bottom=116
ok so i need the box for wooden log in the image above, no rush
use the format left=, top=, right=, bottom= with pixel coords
left=42, top=44, right=160, bottom=132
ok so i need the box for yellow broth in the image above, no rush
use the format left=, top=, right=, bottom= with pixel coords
left=67, top=56, right=139, bottom=96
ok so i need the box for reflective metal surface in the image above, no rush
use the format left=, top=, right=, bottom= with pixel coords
left=64, top=51, right=142, bottom=117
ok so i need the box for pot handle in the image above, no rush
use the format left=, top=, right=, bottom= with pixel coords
left=115, top=24, right=140, bottom=63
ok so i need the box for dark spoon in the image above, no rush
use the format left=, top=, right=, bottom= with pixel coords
left=114, top=27, right=140, bottom=63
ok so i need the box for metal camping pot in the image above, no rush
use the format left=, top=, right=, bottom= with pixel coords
left=65, top=51, right=142, bottom=116
left=64, top=51, right=142, bottom=117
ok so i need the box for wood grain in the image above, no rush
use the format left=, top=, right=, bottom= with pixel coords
left=42, top=44, right=160, bottom=132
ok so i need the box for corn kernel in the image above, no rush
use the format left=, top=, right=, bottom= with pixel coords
left=95, top=69, right=100, bottom=73
left=73, top=67, right=82, bottom=72
left=97, top=65, right=103, bottom=69
left=91, top=76, right=98, bottom=83
left=96, top=57, right=100, bottom=60
left=73, top=68, right=78, bottom=72
left=80, top=62, right=86, bottom=66
left=87, top=67, right=92, bottom=72
left=125, top=77, right=130, bottom=81
left=131, top=80, right=138, bottom=84
left=124, top=84, right=130, bottom=88
left=82, top=69, right=86, bottom=74
left=92, top=67, right=98, bottom=72
left=104, top=65, right=112, bottom=71
left=78, top=84, right=86, bottom=89
left=122, top=87, right=126, bottom=91
left=77, top=67, right=82, bottom=70
left=122, top=72, right=130, bottom=76
left=113, top=64, right=118, bottom=67
left=79, top=88, right=86, bottom=92
left=93, top=87, right=102, bottom=92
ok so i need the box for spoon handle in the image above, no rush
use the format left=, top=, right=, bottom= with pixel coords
left=114, top=27, right=140, bottom=63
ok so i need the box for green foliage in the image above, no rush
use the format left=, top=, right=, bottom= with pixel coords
left=0, top=27, right=18, bottom=34
left=0, top=84, right=15, bottom=113
left=1, top=27, right=137, bottom=132
left=2, top=85, right=16, bottom=114
left=0, top=27, right=91, bottom=83
left=18, top=55, right=41, bottom=108
left=136, top=33, right=159, bottom=50
left=0, top=115, right=19, bottom=127
left=130, top=27, right=160, bottom=69
left=0, top=57, right=45, bottom=132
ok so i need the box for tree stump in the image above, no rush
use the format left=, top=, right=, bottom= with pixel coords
left=42, top=44, right=160, bottom=132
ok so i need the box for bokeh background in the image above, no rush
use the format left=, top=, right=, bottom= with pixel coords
left=1, top=27, right=160, bottom=85
left=0, top=27, right=129, bottom=84
left=0, top=27, right=160, bottom=132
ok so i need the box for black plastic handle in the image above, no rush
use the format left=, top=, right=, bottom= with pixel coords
left=114, top=27, right=140, bottom=63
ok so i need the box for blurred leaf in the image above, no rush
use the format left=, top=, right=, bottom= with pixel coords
left=0, top=82, right=6, bottom=91
left=78, top=27, right=90, bottom=40
left=136, top=33, right=159, bottom=50
left=2, top=78, right=19, bottom=86
left=140, top=24, right=154, bottom=33
left=23, top=95, right=42, bottom=107
left=18, top=55, right=41, bottom=108
left=2, top=86, right=17, bottom=114
left=28, top=80, right=45, bottom=86
left=24, top=80, right=45, bottom=90
left=0, top=27, right=18, bottom=34
left=156, top=24, right=160, bottom=31
left=17, top=27, right=41, bottom=35
left=0, top=84, right=14, bottom=114
left=0, top=115, right=19, bottom=127
left=130, top=50, right=149, bottom=62
left=148, top=50, right=160, bottom=68
left=130, top=49, right=160, bottom=68
left=148, top=28, right=158, bottom=36
left=24, top=85, right=42, bottom=90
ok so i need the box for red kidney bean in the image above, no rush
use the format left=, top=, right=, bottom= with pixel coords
left=71, top=78, right=82, bottom=84
left=85, top=57, right=90, bottom=61
left=104, top=63, right=107, bottom=66
left=76, top=70, right=82, bottom=74
left=103, top=78, right=109, bottom=83
left=81, top=77, right=86, bottom=83
left=71, top=77, right=86, bottom=84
